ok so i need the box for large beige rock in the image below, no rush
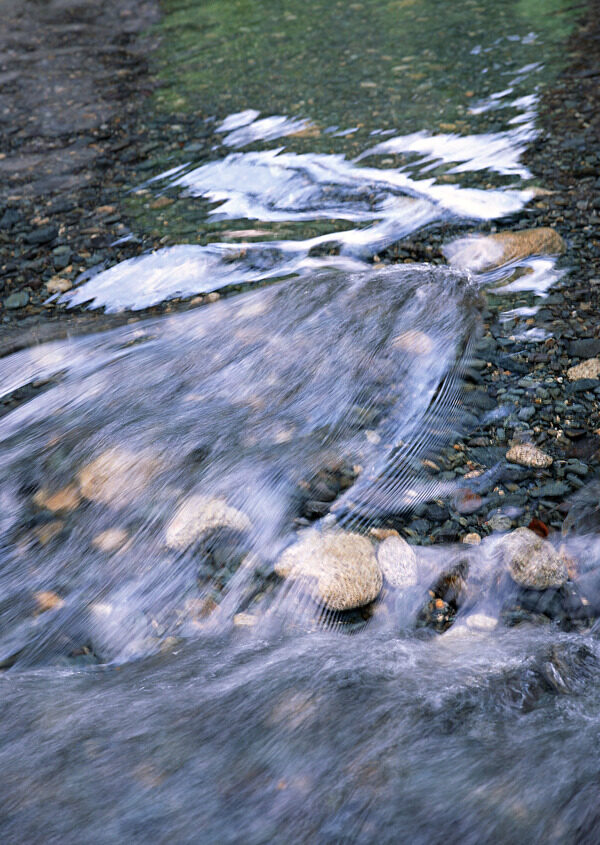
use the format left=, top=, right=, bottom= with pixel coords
left=567, top=359, right=600, bottom=381
left=376, top=536, right=418, bottom=588
left=166, top=495, right=251, bottom=549
left=78, top=448, right=159, bottom=507
left=500, top=527, right=567, bottom=590
left=444, top=228, right=565, bottom=273
left=275, top=530, right=382, bottom=611
left=506, top=443, right=552, bottom=468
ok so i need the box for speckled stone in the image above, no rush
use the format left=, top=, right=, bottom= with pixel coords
left=506, top=443, right=553, bottom=468
left=567, top=358, right=600, bottom=381
left=501, top=527, right=567, bottom=590
left=275, top=530, right=382, bottom=611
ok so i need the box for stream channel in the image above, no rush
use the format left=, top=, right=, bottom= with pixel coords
left=2, top=1, right=599, bottom=842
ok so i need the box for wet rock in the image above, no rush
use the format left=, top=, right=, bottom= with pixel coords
left=166, top=495, right=251, bottom=549
left=275, top=530, right=382, bottom=611
left=376, top=536, right=418, bottom=588
left=569, top=338, right=600, bottom=359
left=416, top=597, right=455, bottom=633
left=462, top=532, right=481, bottom=545
left=506, top=442, right=553, bottom=468
left=91, top=528, right=129, bottom=553
left=488, top=513, right=513, bottom=532
left=33, top=483, right=81, bottom=513
left=529, top=481, right=569, bottom=498
left=78, top=448, right=159, bottom=508
left=444, top=227, right=565, bottom=272
left=567, top=358, right=600, bottom=381
left=33, top=591, right=65, bottom=614
left=465, top=613, right=497, bottom=632
left=392, top=329, right=434, bottom=356
left=500, top=527, right=567, bottom=589
left=46, top=277, right=72, bottom=294
left=24, top=225, right=58, bottom=245
left=4, top=291, right=29, bottom=309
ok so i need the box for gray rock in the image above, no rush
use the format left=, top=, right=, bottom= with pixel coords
left=518, top=405, right=536, bottom=421
left=529, top=481, right=570, bottom=498
left=501, top=527, right=567, bottom=589
left=569, top=339, right=600, bottom=358
left=24, top=225, right=58, bottom=245
left=4, top=291, right=29, bottom=309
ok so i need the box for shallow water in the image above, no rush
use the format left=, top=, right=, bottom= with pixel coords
left=4, top=1, right=598, bottom=842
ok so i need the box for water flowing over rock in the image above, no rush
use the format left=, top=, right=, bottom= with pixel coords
left=166, top=495, right=252, bottom=549
left=275, top=530, right=382, bottom=610
left=443, top=227, right=565, bottom=272
left=500, top=527, right=568, bottom=590
left=376, top=535, right=418, bottom=587
left=0, top=264, right=480, bottom=662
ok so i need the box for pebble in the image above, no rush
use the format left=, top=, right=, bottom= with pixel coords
left=33, top=591, right=65, bottom=613
left=92, top=528, right=129, bottom=553
left=376, top=536, right=418, bottom=588
left=488, top=513, right=513, bottom=532
left=505, top=443, right=553, bottom=468
left=166, top=494, right=251, bottom=549
left=392, top=329, right=434, bottom=356
left=465, top=613, right=498, bottom=632
left=4, top=291, right=29, bottom=309
left=275, top=530, right=382, bottom=611
left=500, top=527, right=568, bottom=589
left=46, top=277, right=72, bottom=294
left=462, top=532, right=481, bottom=545
left=24, top=225, right=58, bottom=245
left=567, top=358, right=600, bottom=381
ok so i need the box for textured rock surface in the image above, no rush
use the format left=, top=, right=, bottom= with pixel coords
left=275, top=530, right=382, bottom=611
left=166, top=495, right=251, bottom=549
left=501, top=527, right=567, bottom=589
left=376, top=536, right=418, bottom=587
left=506, top=443, right=553, bottom=468
left=567, top=358, right=600, bottom=381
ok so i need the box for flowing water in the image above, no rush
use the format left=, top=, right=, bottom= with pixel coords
left=3, top=1, right=598, bottom=842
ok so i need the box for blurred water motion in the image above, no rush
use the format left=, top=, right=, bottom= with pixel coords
left=0, top=265, right=480, bottom=666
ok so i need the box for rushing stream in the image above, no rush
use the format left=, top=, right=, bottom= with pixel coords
left=3, top=0, right=599, bottom=842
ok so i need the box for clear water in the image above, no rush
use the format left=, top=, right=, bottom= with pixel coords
left=3, top=1, right=595, bottom=842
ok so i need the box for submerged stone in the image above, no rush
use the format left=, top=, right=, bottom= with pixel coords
left=78, top=448, right=160, bottom=507
left=500, top=527, right=567, bottom=590
left=275, top=530, right=382, bottom=611
left=166, top=495, right=251, bottom=549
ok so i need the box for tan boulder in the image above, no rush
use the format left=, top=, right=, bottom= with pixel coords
left=444, top=227, right=565, bottom=273
left=275, top=530, right=382, bottom=611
